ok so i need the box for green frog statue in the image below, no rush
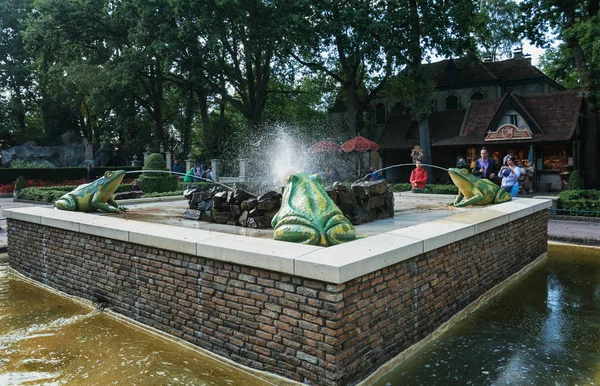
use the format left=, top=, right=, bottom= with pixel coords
left=54, top=170, right=129, bottom=213
left=448, top=167, right=511, bottom=207
left=271, top=173, right=356, bottom=246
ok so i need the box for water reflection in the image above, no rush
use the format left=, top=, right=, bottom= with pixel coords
left=376, top=245, right=600, bottom=385
left=0, top=264, right=285, bottom=386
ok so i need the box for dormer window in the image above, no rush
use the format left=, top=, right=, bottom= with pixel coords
left=375, top=103, right=386, bottom=124
left=446, top=95, right=459, bottom=110
left=470, top=92, right=485, bottom=101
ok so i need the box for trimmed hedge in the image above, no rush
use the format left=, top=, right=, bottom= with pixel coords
left=393, top=183, right=458, bottom=195
left=143, top=190, right=185, bottom=198
left=17, top=184, right=132, bottom=202
left=0, top=166, right=139, bottom=184
left=557, top=189, right=600, bottom=217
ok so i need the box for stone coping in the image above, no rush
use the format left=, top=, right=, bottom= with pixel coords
left=4, top=197, right=551, bottom=284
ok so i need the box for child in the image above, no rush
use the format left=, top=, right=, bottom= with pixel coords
left=410, top=160, right=428, bottom=193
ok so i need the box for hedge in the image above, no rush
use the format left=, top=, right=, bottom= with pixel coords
left=393, top=183, right=458, bottom=195
left=0, top=166, right=140, bottom=184
left=557, top=189, right=600, bottom=217
left=17, top=184, right=132, bottom=202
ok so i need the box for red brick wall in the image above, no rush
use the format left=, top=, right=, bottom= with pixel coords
left=7, top=210, right=547, bottom=385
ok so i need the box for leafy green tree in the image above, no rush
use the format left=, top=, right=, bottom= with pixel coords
left=0, top=0, right=40, bottom=144
left=475, top=0, right=521, bottom=62
left=538, top=46, right=580, bottom=90
left=521, top=0, right=600, bottom=187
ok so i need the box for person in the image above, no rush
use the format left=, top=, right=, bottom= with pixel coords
left=499, top=155, right=521, bottom=197
left=410, top=160, right=428, bottom=193
left=327, top=167, right=340, bottom=183
left=524, top=160, right=535, bottom=193
left=131, top=180, right=141, bottom=192
left=193, top=164, right=204, bottom=182
left=456, top=158, right=469, bottom=170
left=516, top=159, right=526, bottom=194
left=204, top=167, right=214, bottom=181
left=503, top=149, right=515, bottom=166
left=87, top=163, right=96, bottom=181
left=472, top=147, right=500, bottom=183
left=184, top=168, right=195, bottom=182
left=368, top=166, right=382, bottom=181
left=172, top=160, right=182, bottom=174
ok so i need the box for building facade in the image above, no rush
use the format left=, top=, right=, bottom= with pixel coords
left=370, top=52, right=597, bottom=190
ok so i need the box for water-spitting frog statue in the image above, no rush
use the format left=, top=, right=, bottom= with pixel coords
left=448, top=167, right=511, bottom=207
left=54, top=170, right=129, bottom=213
left=271, top=173, right=356, bottom=246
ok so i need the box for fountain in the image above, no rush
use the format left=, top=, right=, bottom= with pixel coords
left=5, top=125, right=552, bottom=385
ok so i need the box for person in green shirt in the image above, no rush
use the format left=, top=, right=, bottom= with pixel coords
left=183, top=168, right=195, bottom=182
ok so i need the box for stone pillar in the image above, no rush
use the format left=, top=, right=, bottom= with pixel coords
left=130, top=155, right=142, bottom=167
left=238, top=158, right=248, bottom=181
left=143, top=145, right=152, bottom=164
left=185, top=154, right=194, bottom=172
left=211, top=159, right=222, bottom=181
left=165, top=151, right=172, bottom=171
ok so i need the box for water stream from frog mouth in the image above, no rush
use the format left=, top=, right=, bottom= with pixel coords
left=352, top=163, right=450, bottom=184
left=124, top=170, right=239, bottom=193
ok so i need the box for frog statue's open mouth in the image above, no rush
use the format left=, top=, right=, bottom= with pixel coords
left=271, top=173, right=356, bottom=246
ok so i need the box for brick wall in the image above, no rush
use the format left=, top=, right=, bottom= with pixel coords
left=7, top=210, right=548, bottom=385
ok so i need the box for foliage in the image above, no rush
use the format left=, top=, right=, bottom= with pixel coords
left=14, top=176, right=27, bottom=191
left=393, top=183, right=459, bottom=195
left=142, top=190, right=184, bottom=198
left=143, top=153, right=167, bottom=176
left=568, top=170, right=584, bottom=190
left=475, top=0, right=521, bottom=61
left=538, top=46, right=581, bottom=90
left=15, top=183, right=132, bottom=202
left=557, top=189, right=600, bottom=217
left=10, top=160, right=54, bottom=168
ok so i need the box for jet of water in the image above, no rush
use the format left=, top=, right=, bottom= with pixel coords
left=353, top=163, right=450, bottom=184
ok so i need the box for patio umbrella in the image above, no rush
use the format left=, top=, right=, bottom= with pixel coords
left=340, top=135, right=379, bottom=153
left=310, top=140, right=340, bottom=153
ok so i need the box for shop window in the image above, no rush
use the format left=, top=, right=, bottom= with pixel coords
left=542, top=145, right=568, bottom=170
left=470, top=92, right=484, bottom=101
left=507, top=114, right=518, bottom=126
left=446, top=95, right=459, bottom=110
left=375, top=103, right=386, bottom=124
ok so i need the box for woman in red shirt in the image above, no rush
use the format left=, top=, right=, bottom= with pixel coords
left=410, top=160, right=428, bottom=193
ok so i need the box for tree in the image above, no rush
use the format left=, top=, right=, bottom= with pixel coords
left=0, top=0, right=39, bottom=143
left=521, top=0, right=600, bottom=187
left=475, top=0, right=521, bottom=62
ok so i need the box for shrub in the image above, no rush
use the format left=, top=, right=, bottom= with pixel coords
left=143, top=190, right=185, bottom=198
left=568, top=170, right=584, bottom=190
left=137, top=153, right=177, bottom=193
left=557, top=189, right=600, bottom=217
left=14, top=176, right=27, bottom=191
left=392, top=183, right=458, bottom=195
left=15, top=184, right=132, bottom=202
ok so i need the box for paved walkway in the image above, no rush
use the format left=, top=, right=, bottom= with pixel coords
left=2, top=196, right=599, bottom=252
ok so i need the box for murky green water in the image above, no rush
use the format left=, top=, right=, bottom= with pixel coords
left=0, top=262, right=286, bottom=386
left=375, top=244, right=600, bottom=385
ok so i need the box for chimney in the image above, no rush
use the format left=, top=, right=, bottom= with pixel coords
left=513, top=49, right=524, bottom=59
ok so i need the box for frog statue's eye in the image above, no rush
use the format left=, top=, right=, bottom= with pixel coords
left=106, top=172, right=112, bottom=177
left=285, top=174, right=295, bottom=184
left=462, top=169, right=468, bottom=174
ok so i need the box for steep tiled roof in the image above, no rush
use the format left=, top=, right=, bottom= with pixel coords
left=484, top=59, right=547, bottom=82
left=424, top=57, right=560, bottom=89
left=427, top=58, right=497, bottom=88
left=433, top=91, right=582, bottom=147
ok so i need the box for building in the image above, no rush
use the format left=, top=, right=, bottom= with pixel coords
left=371, top=52, right=597, bottom=190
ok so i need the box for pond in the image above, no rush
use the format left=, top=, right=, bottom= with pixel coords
left=374, top=243, right=600, bottom=385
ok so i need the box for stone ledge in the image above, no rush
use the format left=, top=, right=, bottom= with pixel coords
left=4, top=197, right=552, bottom=284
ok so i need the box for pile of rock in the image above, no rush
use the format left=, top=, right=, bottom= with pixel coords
left=328, top=180, right=394, bottom=224
left=182, top=179, right=394, bottom=229
left=183, top=187, right=281, bottom=229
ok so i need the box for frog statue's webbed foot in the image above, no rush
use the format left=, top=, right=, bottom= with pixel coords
left=454, top=192, right=484, bottom=207
left=324, top=214, right=356, bottom=245
left=273, top=223, right=320, bottom=245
